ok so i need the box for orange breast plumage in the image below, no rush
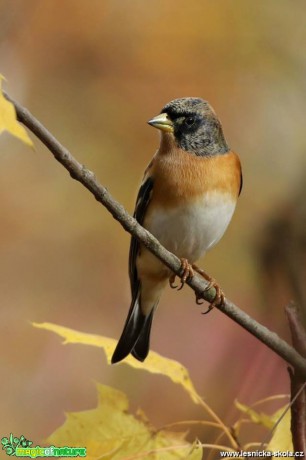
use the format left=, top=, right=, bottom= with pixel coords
left=143, top=147, right=241, bottom=261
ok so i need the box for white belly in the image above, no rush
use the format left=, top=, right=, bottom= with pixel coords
left=146, top=192, right=236, bottom=263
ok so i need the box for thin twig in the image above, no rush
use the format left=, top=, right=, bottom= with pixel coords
left=4, top=91, right=306, bottom=380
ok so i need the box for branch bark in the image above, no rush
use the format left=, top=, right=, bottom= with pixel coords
left=4, top=91, right=306, bottom=379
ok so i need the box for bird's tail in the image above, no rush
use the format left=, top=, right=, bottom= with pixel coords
left=111, top=292, right=156, bottom=364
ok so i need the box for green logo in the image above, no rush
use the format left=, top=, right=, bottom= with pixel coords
left=1, top=434, right=86, bottom=458
left=1, top=434, right=32, bottom=456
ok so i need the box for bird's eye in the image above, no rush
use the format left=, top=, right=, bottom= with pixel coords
left=185, top=116, right=195, bottom=126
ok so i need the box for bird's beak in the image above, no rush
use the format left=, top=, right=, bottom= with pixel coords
left=147, top=113, right=174, bottom=133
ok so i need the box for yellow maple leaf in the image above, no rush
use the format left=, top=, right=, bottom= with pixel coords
left=266, top=408, right=293, bottom=453
left=47, top=383, right=203, bottom=460
left=0, top=76, right=33, bottom=147
left=235, top=400, right=293, bottom=452
left=33, top=322, right=202, bottom=405
left=235, top=400, right=275, bottom=429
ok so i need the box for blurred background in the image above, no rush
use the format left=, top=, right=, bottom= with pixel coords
left=0, top=0, right=306, bottom=447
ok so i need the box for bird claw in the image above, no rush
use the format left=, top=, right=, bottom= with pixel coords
left=169, top=273, right=178, bottom=289
left=192, top=264, right=224, bottom=314
left=195, top=292, right=204, bottom=305
left=169, top=261, right=224, bottom=314
left=169, top=258, right=194, bottom=291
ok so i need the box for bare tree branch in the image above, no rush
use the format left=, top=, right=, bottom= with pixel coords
left=4, top=91, right=306, bottom=378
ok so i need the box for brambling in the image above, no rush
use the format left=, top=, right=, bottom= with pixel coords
left=111, top=97, right=242, bottom=364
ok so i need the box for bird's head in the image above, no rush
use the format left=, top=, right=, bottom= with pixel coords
left=148, top=97, right=229, bottom=157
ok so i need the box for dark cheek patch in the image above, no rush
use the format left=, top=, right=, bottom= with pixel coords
left=175, top=118, right=229, bottom=157
left=174, top=117, right=201, bottom=138
left=174, top=118, right=206, bottom=151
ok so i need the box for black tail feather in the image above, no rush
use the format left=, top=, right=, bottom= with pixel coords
left=111, top=295, right=147, bottom=364
left=131, top=308, right=155, bottom=362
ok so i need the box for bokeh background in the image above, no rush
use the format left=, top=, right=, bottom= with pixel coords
left=0, top=0, right=306, bottom=447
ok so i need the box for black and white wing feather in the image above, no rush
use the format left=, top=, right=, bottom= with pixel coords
left=111, top=175, right=154, bottom=364
left=128, top=176, right=154, bottom=295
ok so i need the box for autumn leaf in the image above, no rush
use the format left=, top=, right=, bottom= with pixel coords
left=33, top=322, right=202, bottom=405
left=0, top=76, right=33, bottom=147
left=47, top=383, right=203, bottom=460
left=235, top=400, right=293, bottom=452
left=266, top=408, right=293, bottom=452
left=235, top=400, right=275, bottom=430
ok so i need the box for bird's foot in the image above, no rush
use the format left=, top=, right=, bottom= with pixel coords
left=192, top=264, right=225, bottom=314
left=169, top=258, right=194, bottom=291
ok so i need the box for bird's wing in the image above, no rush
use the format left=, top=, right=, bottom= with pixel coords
left=128, top=174, right=154, bottom=295
left=239, top=170, right=243, bottom=196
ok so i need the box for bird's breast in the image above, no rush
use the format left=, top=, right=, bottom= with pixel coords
left=143, top=148, right=241, bottom=262
left=144, top=192, right=236, bottom=262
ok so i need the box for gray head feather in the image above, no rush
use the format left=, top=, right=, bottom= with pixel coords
left=161, top=97, right=229, bottom=157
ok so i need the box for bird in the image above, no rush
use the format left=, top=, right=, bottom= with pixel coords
left=111, top=97, right=242, bottom=364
